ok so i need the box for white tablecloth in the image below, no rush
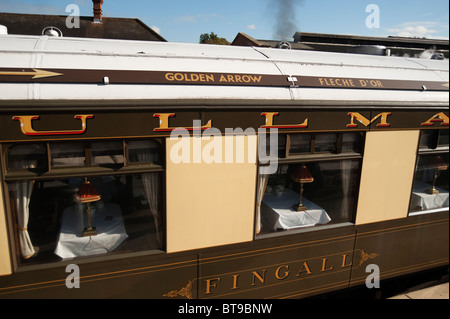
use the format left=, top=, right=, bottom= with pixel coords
left=263, top=188, right=331, bottom=230
left=410, top=182, right=449, bottom=211
left=54, top=202, right=128, bottom=259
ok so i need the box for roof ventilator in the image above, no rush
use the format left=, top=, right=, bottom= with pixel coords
left=42, top=26, right=63, bottom=37
left=277, top=41, right=292, bottom=50
left=431, top=53, right=445, bottom=60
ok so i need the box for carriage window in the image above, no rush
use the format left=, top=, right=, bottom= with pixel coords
left=6, top=139, right=164, bottom=265
left=8, top=143, right=47, bottom=171
left=314, top=133, right=337, bottom=153
left=50, top=142, right=85, bottom=167
left=91, top=141, right=124, bottom=166
left=256, top=132, right=364, bottom=236
left=342, top=132, right=363, bottom=153
left=128, top=140, right=162, bottom=165
left=289, top=134, right=311, bottom=155
left=409, top=130, right=449, bottom=215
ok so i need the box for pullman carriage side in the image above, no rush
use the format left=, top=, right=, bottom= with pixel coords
left=0, top=35, right=448, bottom=299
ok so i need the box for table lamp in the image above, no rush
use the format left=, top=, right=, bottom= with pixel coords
left=429, top=156, right=448, bottom=195
left=77, top=178, right=101, bottom=237
left=290, top=164, right=314, bottom=211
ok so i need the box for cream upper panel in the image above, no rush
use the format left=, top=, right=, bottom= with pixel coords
left=166, top=134, right=258, bottom=253
left=0, top=183, right=12, bottom=276
left=355, top=130, right=419, bottom=225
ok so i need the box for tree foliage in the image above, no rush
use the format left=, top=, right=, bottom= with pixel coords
left=199, top=32, right=230, bottom=45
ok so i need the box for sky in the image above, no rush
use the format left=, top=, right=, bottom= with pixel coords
left=1, top=0, right=449, bottom=43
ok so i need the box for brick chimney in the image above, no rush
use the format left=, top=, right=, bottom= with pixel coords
left=92, top=0, right=103, bottom=23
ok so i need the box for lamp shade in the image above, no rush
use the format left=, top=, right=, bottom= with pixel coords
left=290, top=165, right=314, bottom=183
left=430, top=155, right=448, bottom=171
left=77, top=179, right=101, bottom=203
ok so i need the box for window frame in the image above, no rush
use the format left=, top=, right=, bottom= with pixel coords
left=256, top=131, right=365, bottom=238
left=2, top=138, right=166, bottom=268
left=3, top=138, right=165, bottom=182
left=409, top=129, right=449, bottom=216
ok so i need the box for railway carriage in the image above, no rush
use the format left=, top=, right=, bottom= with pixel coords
left=0, top=34, right=448, bottom=299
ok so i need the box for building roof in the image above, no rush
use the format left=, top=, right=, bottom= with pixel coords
left=0, top=12, right=166, bottom=42
left=232, top=32, right=449, bottom=59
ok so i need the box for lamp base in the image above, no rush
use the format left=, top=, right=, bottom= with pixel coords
left=430, top=188, right=440, bottom=195
left=82, top=227, right=97, bottom=237
left=293, top=204, right=307, bottom=212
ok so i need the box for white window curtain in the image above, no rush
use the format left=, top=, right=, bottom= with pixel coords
left=141, top=173, right=161, bottom=246
left=136, top=143, right=162, bottom=246
left=340, top=160, right=353, bottom=221
left=8, top=146, right=39, bottom=260
left=255, top=174, right=269, bottom=234
left=14, top=181, right=36, bottom=259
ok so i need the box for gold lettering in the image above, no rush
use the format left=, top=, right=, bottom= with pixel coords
left=153, top=113, right=175, bottom=130
left=275, top=265, right=290, bottom=280
left=346, top=112, right=391, bottom=128
left=250, top=75, right=262, bottom=83
left=219, top=75, right=227, bottom=82
left=165, top=72, right=215, bottom=82
left=251, top=270, right=266, bottom=286
left=12, top=114, right=93, bottom=136
left=227, top=75, right=235, bottom=82
left=341, top=254, right=353, bottom=268
left=296, top=261, right=312, bottom=277
left=165, top=72, right=174, bottom=81
left=204, top=278, right=221, bottom=295
left=261, top=112, right=308, bottom=129
left=421, top=112, right=449, bottom=126
left=174, top=73, right=184, bottom=81
left=321, top=258, right=334, bottom=272
left=320, top=78, right=358, bottom=87
left=231, top=274, right=240, bottom=290
left=153, top=113, right=212, bottom=132
left=235, top=75, right=242, bottom=83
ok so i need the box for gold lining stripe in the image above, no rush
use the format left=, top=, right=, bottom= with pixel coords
left=357, top=218, right=449, bottom=238
left=276, top=280, right=350, bottom=299
left=0, top=258, right=198, bottom=294
left=199, top=234, right=355, bottom=265
left=350, top=258, right=449, bottom=285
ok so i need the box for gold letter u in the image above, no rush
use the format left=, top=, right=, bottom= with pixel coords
left=12, top=114, right=93, bottom=136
